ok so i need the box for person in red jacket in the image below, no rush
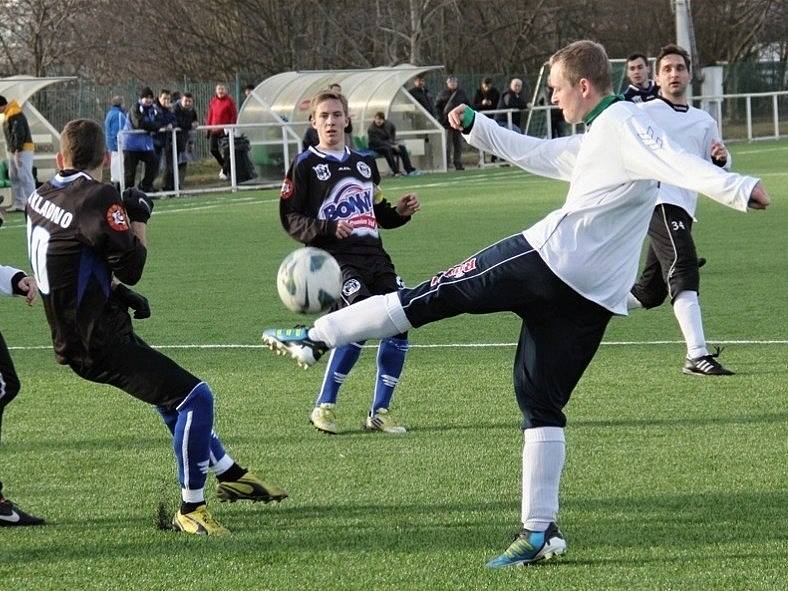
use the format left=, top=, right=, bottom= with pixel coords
left=205, top=84, right=237, bottom=179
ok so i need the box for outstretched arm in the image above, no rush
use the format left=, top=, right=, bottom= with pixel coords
left=449, top=104, right=581, bottom=181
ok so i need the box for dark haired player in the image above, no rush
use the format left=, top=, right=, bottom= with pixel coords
left=623, top=53, right=659, bottom=103
left=278, top=90, right=420, bottom=434
left=26, top=118, right=286, bottom=535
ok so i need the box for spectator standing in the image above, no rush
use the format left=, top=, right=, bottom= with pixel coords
left=367, top=111, right=418, bottom=176
left=408, top=74, right=435, bottom=117
left=0, top=96, right=35, bottom=212
left=302, top=115, right=319, bottom=151
left=244, top=84, right=255, bottom=100
left=473, top=78, right=501, bottom=116
left=205, top=84, right=238, bottom=180
left=122, top=87, right=160, bottom=193
left=496, top=78, right=528, bottom=132
left=434, top=76, right=468, bottom=171
left=104, top=96, right=126, bottom=191
left=173, top=92, right=199, bottom=187
left=155, top=89, right=176, bottom=191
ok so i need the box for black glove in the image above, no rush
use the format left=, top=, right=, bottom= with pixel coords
left=122, top=188, right=154, bottom=223
left=113, top=284, right=151, bottom=319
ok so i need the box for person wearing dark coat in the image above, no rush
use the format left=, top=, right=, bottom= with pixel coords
left=434, top=76, right=469, bottom=170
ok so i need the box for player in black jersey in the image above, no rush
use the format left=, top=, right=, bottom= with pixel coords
left=26, top=119, right=286, bottom=535
left=622, top=53, right=659, bottom=103
left=279, top=90, right=421, bottom=434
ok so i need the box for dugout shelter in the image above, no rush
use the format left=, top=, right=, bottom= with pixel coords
left=0, top=75, right=72, bottom=207
left=237, top=65, right=446, bottom=181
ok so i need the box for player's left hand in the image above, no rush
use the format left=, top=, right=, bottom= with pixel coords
left=113, top=284, right=151, bottom=319
left=17, top=276, right=37, bottom=306
left=122, top=188, right=154, bottom=224
left=396, top=193, right=421, bottom=217
left=710, top=141, right=727, bottom=164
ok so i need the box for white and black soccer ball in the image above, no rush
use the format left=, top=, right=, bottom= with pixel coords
left=276, top=247, right=342, bottom=314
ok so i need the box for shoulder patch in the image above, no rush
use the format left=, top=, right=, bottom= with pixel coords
left=356, top=160, right=372, bottom=179
left=106, top=203, right=130, bottom=232
left=281, top=178, right=294, bottom=199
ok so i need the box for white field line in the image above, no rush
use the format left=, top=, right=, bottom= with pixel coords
left=734, top=146, right=788, bottom=155
left=9, top=339, right=787, bottom=351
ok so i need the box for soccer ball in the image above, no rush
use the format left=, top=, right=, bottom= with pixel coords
left=276, top=247, right=342, bottom=314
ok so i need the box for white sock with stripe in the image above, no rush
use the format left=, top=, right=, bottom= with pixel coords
left=310, top=293, right=411, bottom=349
left=673, top=290, right=708, bottom=359
left=522, top=427, right=565, bottom=531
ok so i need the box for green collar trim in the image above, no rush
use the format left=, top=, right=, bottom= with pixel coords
left=583, top=94, right=622, bottom=126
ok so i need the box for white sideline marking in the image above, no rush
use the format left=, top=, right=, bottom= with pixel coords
left=735, top=146, right=788, bottom=155
left=9, top=339, right=787, bottom=351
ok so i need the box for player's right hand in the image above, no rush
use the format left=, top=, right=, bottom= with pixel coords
left=448, top=104, right=468, bottom=130
left=335, top=220, right=353, bottom=239
left=748, top=182, right=770, bottom=210
left=122, top=188, right=154, bottom=223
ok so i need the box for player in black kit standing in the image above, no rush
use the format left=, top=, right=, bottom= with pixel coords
left=277, top=90, right=421, bottom=435
left=26, top=119, right=286, bottom=535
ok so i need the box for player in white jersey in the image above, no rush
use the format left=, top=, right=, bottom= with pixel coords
left=629, top=44, right=734, bottom=375
left=262, top=40, right=770, bottom=567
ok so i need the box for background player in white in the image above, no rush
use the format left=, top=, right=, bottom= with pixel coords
left=629, top=44, right=733, bottom=375
left=262, top=40, right=769, bottom=567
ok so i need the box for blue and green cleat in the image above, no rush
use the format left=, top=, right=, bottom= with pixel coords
left=485, top=522, right=566, bottom=568
left=261, top=326, right=328, bottom=369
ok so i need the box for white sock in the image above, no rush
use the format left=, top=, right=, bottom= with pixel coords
left=627, top=292, right=643, bottom=310
left=309, top=293, right=412, bottom=349
left=673, top=290, right=708, bottom=359
left=210, top=453, right=234, bottom=476
left=522, top=427, right=565, bottom=531
left=181, top=487, right=205, bottom=504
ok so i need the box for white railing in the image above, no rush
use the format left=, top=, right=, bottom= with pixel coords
left=118, top=121, right=301, bottom=197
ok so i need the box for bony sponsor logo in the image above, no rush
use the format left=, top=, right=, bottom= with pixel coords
left=313, top=163, right=331, bottom=181
left=356, top=161, right=372, bottom=179
left=430, top=258, right=478, bottom=287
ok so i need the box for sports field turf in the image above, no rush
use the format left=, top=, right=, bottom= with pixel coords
left=1, top=139, right=786, bottom=590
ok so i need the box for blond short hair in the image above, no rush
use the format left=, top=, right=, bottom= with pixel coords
left=311, top=90, right=348, bottom=116
left=550, top=40, right=613, bottom=92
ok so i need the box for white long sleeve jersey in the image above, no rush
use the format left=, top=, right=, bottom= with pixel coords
left=638, top=97, right=730, bottom=217
left=465, top=101, right=758, bottom=315
left=0, top=264, right=24, bottom=296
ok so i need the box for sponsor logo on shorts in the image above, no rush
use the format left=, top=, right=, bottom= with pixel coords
left=313, top=163, right=331, bottom=181
left=105, top=203, right=130, bottom=232
left=280, top=178, right=294, bottom=199
left=356, top=161, right=372, bottom=179
left=342, top=278, right=361, bottom=297
left=430, top=257, right=477, bottom=287
left=396, top=276, right=405, bottom=289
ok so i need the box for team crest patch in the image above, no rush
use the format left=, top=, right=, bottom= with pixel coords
left=105, top=203, right=130, bottom=232
left=313, top=163, right=331, bottom=181
left=342, top=278, right=361, bottom=297
left=280, top=178, right=294, bottom=199
left=356, top=161, right=372, bottom=179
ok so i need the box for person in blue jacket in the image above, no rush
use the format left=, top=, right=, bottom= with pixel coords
left=104, top=96, right=126, bottom=191
left=121, top=87, right=162, bottom=192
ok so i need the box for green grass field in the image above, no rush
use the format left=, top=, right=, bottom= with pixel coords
left=1, top=140, right=786, bottom=590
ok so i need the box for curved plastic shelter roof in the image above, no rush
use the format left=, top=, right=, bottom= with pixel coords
left=240, top=64, right=443, bottom=127
left=238, top=65, right=446, bottom=178
left=0, top=75, right=73, bottom=106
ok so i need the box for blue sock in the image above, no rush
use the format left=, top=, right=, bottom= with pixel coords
left=316, top=342, right=364, bottom=405
left=157, top=405, right=234, bottom=475
left=173, top=382, right=214, bottom=502
left=371, top=337, right=409, bottom=414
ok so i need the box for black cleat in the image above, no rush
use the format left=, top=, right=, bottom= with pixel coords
left=0, top=496, right=44, bottom=527
left=683, top=346, right=734, bottom=376
left=697, top=257, right=707, bottom=268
